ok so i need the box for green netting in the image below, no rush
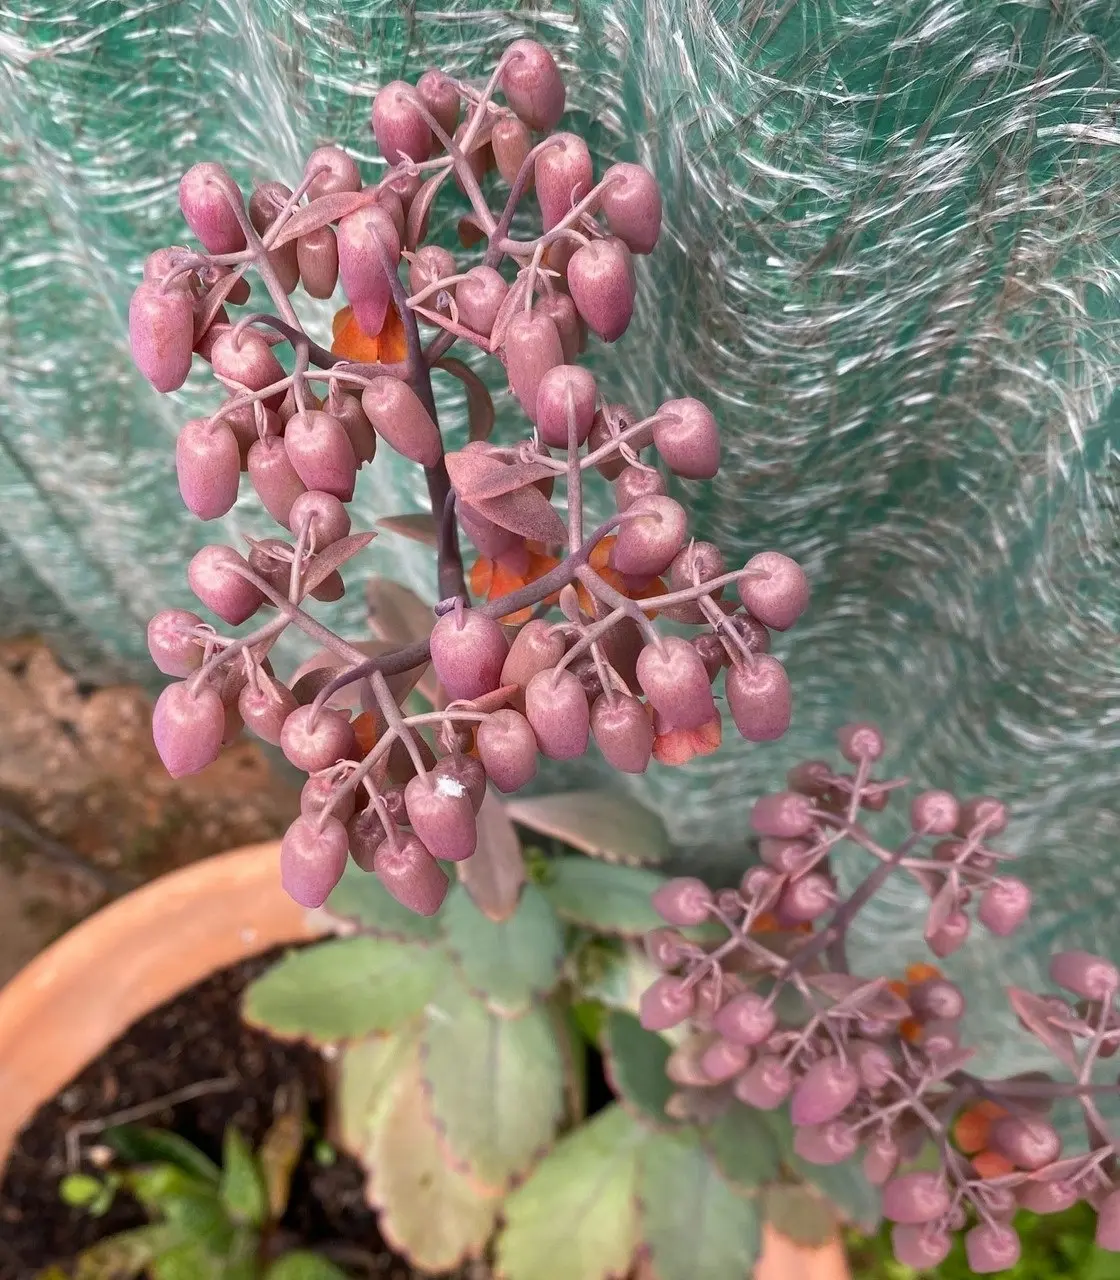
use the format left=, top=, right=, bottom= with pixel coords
left=1, top=1, right=1119, bottom=1075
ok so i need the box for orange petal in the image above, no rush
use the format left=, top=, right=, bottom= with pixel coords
left=906, top=962, right=943, bottom=985
left=470, top=557, right=495, bottom=600
left=490, top=558, right=528, bottom=600
left=751, top=912, right=780, bottom=934
left=332, top=310, right=382, bottom=362
left=972, top=1150, right=1016, bottom=1180
left=589, top=535, right=617, bottom=572
left=499, top=605, right=534, bottom=625
left=887, top=979, right=910, bottom=1000
left=653, top=718, right=722, bottom=767
left=332, top=305, right=353, bottom=341
left=352, top=711, right=379, bottom=756
left=900, top=1017, right=923, bottom=1044
left=953, top=1106, right=994, bottom=1155
left=378, top=303, right=408, bottom=364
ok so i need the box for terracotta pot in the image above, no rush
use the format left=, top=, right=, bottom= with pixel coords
left=0, top=840, right=315, bottom=1169
left=0, top=842, right=852, bottom=1280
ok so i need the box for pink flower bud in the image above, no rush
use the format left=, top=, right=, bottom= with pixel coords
left=500, top=618, right=567, bottom=695
left=337, top=205, right=400, bottom=337
left=699, top=1038, right=751, bottom=1084
left=661, top=541, right=725, bottom=624
left=404, top=772, right=478, bottom=862
left=928, top=910, right=971, bottom=958
left=590, top=693, right=654, bottom=773
left=988, top=1115, right=1061, bottom=1171
left=955, top=796, right=1008, bottom=837
left=977, top=877, right=1032, bottom=937
left=738, top=551, right=809, bottom=631
left=535, top=133, right=592, bottom=230
left=725, top=654, right=791, bottom=741
left=178, top=162, right=247, bottom=254
left=147, top=609, right=205, bottom=677
left=238, top=672, right=298, bottom=746
left=600, top=162, right=662, bottom=255
left=129, top=283, right=195, bottom=394
left=372, top=81, right=433, bottom=164
left=535, top=364, right=597, bottom=448
left=1049, top=949, right=1120, bottom=1001
left=778, top=873, right=833, bottom=923
left=891, top=1226, right=950, bottom=1269
left=297, top=226, right=340, bottom=300
left=794, top=1122, right=859, bottom=1166
left=416, top=69, right=461, bottom=139
left=751, top=791, right=814, bottom=839
left=611, top=495, right=688, bottom=577
left=500, top=40, right=566, bottom=131
left=491, top=115, right=533, bottom=186
left=653, top=398, right=721, bottom=479
left=304, top=145, right=361, bottom=202
left=534, top=294, right=582, bottom=361
left=433, top=754, right=487, bottom=815
left=568, top=238, right=635, bottom=343
left=882, top=1172, right=950, bottom=1225
left=504, top=311, right=565, bottom=422
left=966, top=1224, right=1021, bottom=1274
left=280, top=815, right=349, bottom=907
left=734, top=1056, right=792, bottom=1109
left=248, top=434, right=308, bottom=528
left=284, top=410, right=358, bottom=501
left=456, top=266, right=509, bottom=338
left=910, top=789, right=960, bottom=834
left=837, top=722, right=884, bottom=763
left=524, top=667, right=589, bottom=760
left=329, top=392, right=376, bottom=466
left=210, top=328, right=286, bottom=403
left=176, top=417, right=241, bottom=520
left=152, top=681, right=225, bottom=778
left=408, top=244, right=457, bottom=299
left=280, top=705, right=356, bottom=772
left=638, top=975, right=695, bottom=1032
left=300, top=773, right=356, bottom=825
left=289, top=490, right=351, bottom=549
left=636, top=637, right=717, bottom=732
left=374, top=835, right=449, bottom=916
left=188, top=545, right=264, bottom=625
left=613, top=467, right=666, bottom=516
left=713, top=992, right=777, bottom=1047
left=791, top=1058, right=861, bottom=1127
left=651, top=877, right=713, bottom=927
left=430, top=610, right=510, bottom=703
left=476, top=709, right=539, bottom=793
left=361, top=378, right=442, bottom=468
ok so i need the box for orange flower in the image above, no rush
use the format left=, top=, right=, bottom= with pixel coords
left=469, top=545, right=561, bottom=624
left=653, top=716, right=722, bottom=767
left=748, top=912, right=813, bottom=937
left=890, top=964, right=942, bottom=1043
left=971, top=1150, right=1015, bottom=1180
left=953, top=1101, right=1008, bottom=1155
left=331, top=303, right=408, bottom=364
left=906, top=962, right=943, bottom=985
left=352, top=711, right=380, bottom=756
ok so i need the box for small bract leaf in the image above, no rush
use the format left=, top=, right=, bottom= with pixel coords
left=376, top=513, right=440, bottom=547
left=505, top=791, right=671, bottom=866
left=471, top=486, right=568, bottom=544
left=1007, top=987, right=1079, bottom=1068
left=496, top=1104, right=645, bottom=1280
left=422, top=980, right=566, bottom=1191
left=323, top=862, right=443, bottom=942
left=541, top=858, right=666, bottom=936
left=702, top=1103, right=783, bottom=1190
left=334, top=1026, right=420, bottom=1157
left=602, top=1011, right=675, bottom=1128
left=365, top=1051, right=499, bottom=1271
left=366, top=575, right=434, bottom=647
left=457, top=790, right=526, bottom=922
left=242, top=938, right=446, bottom=1043
left=219, top=1127, right=268, bottom=1228
left=270, top=189, right=380, bottom=249
left=442, top=883, right=564, bottom=1014
left=102, top=1126, right=220, bottom=1184
left=637, top=1128, right=762, bottom=1280
left=300, top=532, right=376, bottom=595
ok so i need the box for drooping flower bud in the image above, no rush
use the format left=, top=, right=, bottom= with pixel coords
left=733, top=1056, right=792, bottom=1110
left=147, top=610, right=206, bottom=677
left=638, top=975, right=695, bottom=1032
left=738, top=552, right=809, bottom=631
left=456, top=266, right=509, bottom=338
left=524, top=667, right=589, bottom=759
left=289, top=490, right=351, bottom=549
left=491, top=115, right=533, bottom=186
left=210, top=329, right=286, bottom=404
left=247, top=435, right=307, bottom=528
left=129, top=283, right=195, bottom=393
left=590, top=693, right=654, bottom=773
left=337, top=204, right=400, bottom=337
left=280, top=815, right=349, bottom=907
left=416, top=69, right=461, bottom=139
left=534, top=294, right=582, bottom=361
left=725, top=655, right=792, bottom=742
left=297, top=226, right=340, bottom=299
left=653, top=399, right=721, bottom=479
left=361, top=378, right=442, bottom=468
left=238, top=671, right=299, bottom=746
left=430, top=610, right=510, bottom=702
left=176, top=417, right=241, bottom=520
left=188, top=546, right=264, bottom=625
left=751, top=791, right=814, bottom=839
left=504, top=311, right=565, bottom=422
left=535, top=364, right=597, bottom=448
left=636, top=637, right=717, bottom=732
left=178, top=162, right=247, bottom=254
left=248, top=182, right=300, bottom=294
left=404, top=772, right=478, bottom=862
left=279, top=705, right=356, bottom=772
left=374, top=835, right=449, bottom=916
left=500, top=40, right=566, bottom=130
left=568, top=238, right=635, bottom=342
left=372, top=81, right=433, bottom=165
left=284, top=410, right=358, bottom=502
left=476, top=709, right=539, bottom=793
left=600, top=162, right=662, bottom=254
left=152, top=681, right=226, bottom=778
left=535, top=133, right=593, bottom=231
left=304, top=145, right=361, bottom=201
left=611, top=496, right=688, bottom=578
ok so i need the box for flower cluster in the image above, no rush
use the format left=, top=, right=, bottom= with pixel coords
left=134, top=42, right=808, bottom=918
left=640, top=724, right=1120, bottom=1271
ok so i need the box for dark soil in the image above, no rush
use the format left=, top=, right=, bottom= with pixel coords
left=0, top=947, right=475, bottom=1280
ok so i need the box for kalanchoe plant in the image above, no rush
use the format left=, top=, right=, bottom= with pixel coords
left=135, top=39, right=809, bottom=917
left=242, top=787, right=875, bottom=1280
left=638, top=723, right=1120, bottom=1273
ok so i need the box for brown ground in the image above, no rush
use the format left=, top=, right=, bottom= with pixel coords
left=0, top=637, right=300, bottom=987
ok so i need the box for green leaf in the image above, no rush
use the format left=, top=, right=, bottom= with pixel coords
left=791, top=1151, right=881, bottom=1234
left=574, top=939, right=663, bottom=1018
left=103, top=1125, right=221, bottom=1184
left=497, top=1104, right=646, bottom=1280
left=441, top=882, right=564, bottom=1015
left=602, top=1011, right=676, bottom=1128
left=122, top=1164, right=219, bottom=1216
left=150, top=1240, right=226, bottom=1280
left=702, top=1103, right=783, bottom=1191
left=637, top=1128, right=762, bottom=1280
left=72, top=1226, right=180, bottom=1280
left=762, top=1184, right=837, bottom=1249
left=242, top=937, right=447, bottom=1043
left=219, top=1127, right=268, bottom=1228
left=505, top=791, right=671, bottom=865
left=335, top=1027, right=420, bottom=1157
left=266, top=1253, right=351, bottom=1280
left=422, top=980, right=566, bottom=1191
left=540, top=858, right=666, bottom=936
left=365, top=1051, right=499, bottom=1272
left=321, top=863, right=443, bottom=942
left=60, top=1173, right=106, bottom=1209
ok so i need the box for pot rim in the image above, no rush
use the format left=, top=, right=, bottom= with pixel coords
left=0, top=840, right=318, bottom=1169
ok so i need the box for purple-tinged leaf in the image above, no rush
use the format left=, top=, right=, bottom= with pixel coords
left=1028, top=1155, right=1093, bottom=1183
left=270, top=189, right=380, bottom=249
left=194, top=272, right=245, bottom=340
left=437, top=358, right=495, bottom=442
left=808, top=974, right=911, bottom=1022
left=1007, top=988, right=1079, bottom=1068
left=471, top=487, right=567, bottom=545
left=456, top=791, right=526, bottom=922
left=503, top=790, right=671, bottom=866
left=365, top=576, right=440, bottom=707
left=376, top=513, right=439, bottom=547
left=445, top=448, right=555, bottom=502
left=301, top=532, right=376, bottom=595
left=921, top=1047, right=977, bottom=1080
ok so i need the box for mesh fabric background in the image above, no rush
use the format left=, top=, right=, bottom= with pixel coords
left=1, top=0, right=1119, bottom=1079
